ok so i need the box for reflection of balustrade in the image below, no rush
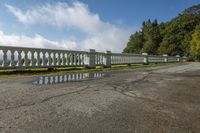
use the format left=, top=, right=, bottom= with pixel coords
left=33, top=72, right=105, bottom=85
left=0, top=46, right=185, bottom=69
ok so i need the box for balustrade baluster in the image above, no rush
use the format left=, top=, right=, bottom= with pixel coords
left=95, top=55, right=97, bottom=65
left=99, top=54, right=101, bottom=65
left=71, top=53, right=73, bottom=66
left=66, top=53, right=69, bottom=66
left=48, top=52, right=51, bottom=66
left=79, top=54, right=82, bottom=65
left=11, top=50, right=15, bottom=67
left=63, top=53, right=65, bottom=66
left=95, top=55, right=97, bottom=64
left=98, top=54, right=101, bottom=65
left=99, top=54, right=101, bottom=64
left=98, top=54, right=100, bottom=65
left=3, top=50, right=8, bottom=67
left=101, top=54, right=104, bottom=65
left=60, top=52, right=63, bottom=66
left=43, top=52, right=46, bottom=66
left=53, top=52, right=56, bottom=66
left=97, top=54, right=99, bottom=65
left=24, top=51, right=28, bottom=66
left=77, top=53, right=79, bottom=65
left=31, top=51, right=35, bottom=66
left=81, top=54, right=84, bottom=65
left=37, top=51, right=40, bottom=66
left=58, top=52, right=61, bottom=66
left=68, top=53, right=71, bottom=66
left=18, top=51, right=22, bottom=67
left=74, top=53, right=77, bottom=66
left=115, top=55, right=117, bottom=64
left=111, top=56, right=113, bottom=64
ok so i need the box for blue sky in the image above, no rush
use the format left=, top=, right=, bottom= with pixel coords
left=0, top=0, right=199, bottom=52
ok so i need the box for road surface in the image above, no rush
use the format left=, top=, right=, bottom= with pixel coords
left=0, top=62, right=200, bottom=133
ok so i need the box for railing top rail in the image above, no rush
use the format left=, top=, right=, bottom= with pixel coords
left=148, top=54, right=165, bottom=57
left=168, top=56, right=178, bottom=58
left=95, top=51, right=106, bottom=54
left=0, top=45, right=87, bottom=53
left=111, top=53, right=144, bottom=56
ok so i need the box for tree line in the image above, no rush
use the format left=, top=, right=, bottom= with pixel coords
left=123, top=4, right=200, bottom=60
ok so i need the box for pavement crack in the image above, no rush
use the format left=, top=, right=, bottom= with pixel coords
left=131, top=73, right=151, bottom=84
left=41, top=85, right=90, bottom=103
left=0, top=103, right=37, bottom=112
left=108, top=73, right=151, bottom=93
left=0, top=85, right=90, bottom=112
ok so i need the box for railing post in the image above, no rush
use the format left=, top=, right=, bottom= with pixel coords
left=87, top=49, right=96, bottom=68
left=163, top=54, right=168, bottom=63
left=176, top=55, right=180, bottom=62
left=142, top=53, right=149, bottom=65
left=104, top=50, right=111, bottom=68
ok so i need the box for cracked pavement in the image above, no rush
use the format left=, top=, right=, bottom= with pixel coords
left=0, top=62, right=200, bottom=133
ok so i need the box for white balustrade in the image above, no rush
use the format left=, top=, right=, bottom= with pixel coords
left=0, top=46, right=88, bottom=68
left=0, top=46, right=185, bottom=69
left=168, top=56, right=178, bottom=62
left=148, top=55, right=165, bottom=63
left=111, top=53, right=145, bottom=65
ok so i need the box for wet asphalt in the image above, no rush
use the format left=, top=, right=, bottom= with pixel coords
left=0, top=62, right=200, bottom=133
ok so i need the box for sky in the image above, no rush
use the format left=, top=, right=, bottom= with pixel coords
left=0, top=0, right=199, bottom=52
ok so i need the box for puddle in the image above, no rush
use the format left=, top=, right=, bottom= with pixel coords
left=33, top=72, right=108, bottom=85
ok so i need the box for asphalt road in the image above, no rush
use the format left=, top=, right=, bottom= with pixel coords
left=0, top=62, right=200, bottom=133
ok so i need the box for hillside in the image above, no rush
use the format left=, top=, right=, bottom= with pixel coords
left=123, top=4, right=200, bottom=60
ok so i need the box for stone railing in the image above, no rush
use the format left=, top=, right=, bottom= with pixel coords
left=0, top=46, right=186, bottom=69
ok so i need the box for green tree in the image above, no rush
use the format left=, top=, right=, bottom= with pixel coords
left=191, top=25, right=200, bottom=60
left=123, top=31, right=144, bottom=54
left=158, top=13, right=200, bottom=56
left=123, top=4, right=200, bottom=59
left=183, top=4, right=200, bottom=15
left=142, top=19, right=162, bottom=54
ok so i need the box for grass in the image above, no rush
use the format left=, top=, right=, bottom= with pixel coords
left=0, top=63, right=180, bottom=78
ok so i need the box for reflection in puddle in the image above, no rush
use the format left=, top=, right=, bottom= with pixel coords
left=33, top=72, right=107, bottom=85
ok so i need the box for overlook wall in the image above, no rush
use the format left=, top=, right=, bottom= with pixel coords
left=0, top=46, right=187, bottom=69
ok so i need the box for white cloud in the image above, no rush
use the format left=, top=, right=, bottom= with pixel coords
left=5, top=1, right=132, bottom=52
left=0, top=31, right=77, bottom=50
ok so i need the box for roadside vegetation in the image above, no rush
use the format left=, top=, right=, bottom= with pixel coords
left=0, top=63, right=180, bottom=78
left=123, top=4, right=200, bottom=61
